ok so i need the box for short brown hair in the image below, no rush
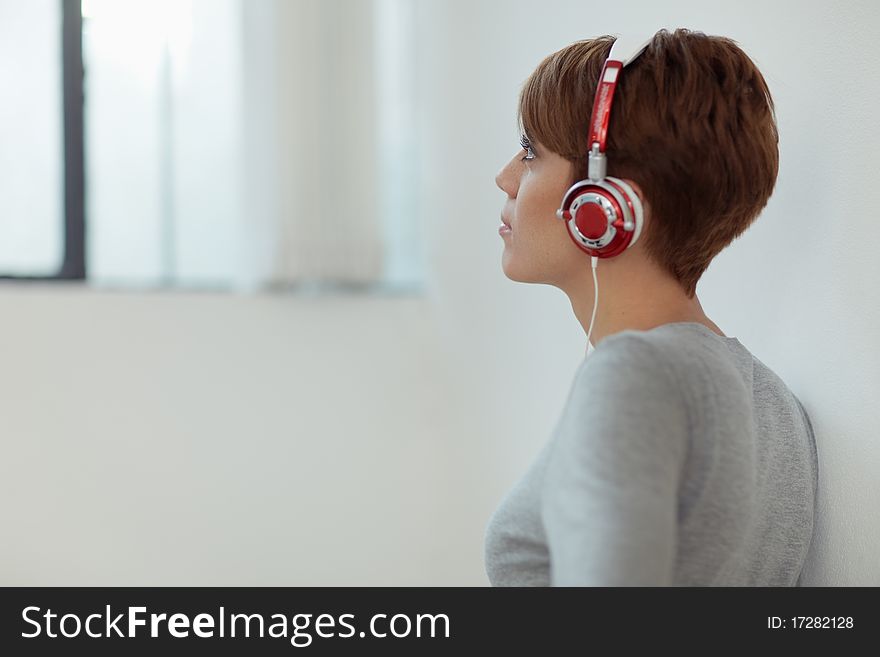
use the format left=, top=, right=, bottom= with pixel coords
left=517, top=28, right=779, bottom=297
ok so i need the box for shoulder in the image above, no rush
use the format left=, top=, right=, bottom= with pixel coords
left=564, top=331, right=692, bottom=447
left=583, top=327, right=746, bottom=408
left=547, top=332, right=692, bottom=493
left=578, top=330, right=683, bottom=395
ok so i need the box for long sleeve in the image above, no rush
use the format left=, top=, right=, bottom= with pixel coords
left=540, top=335, right=691, bottom=586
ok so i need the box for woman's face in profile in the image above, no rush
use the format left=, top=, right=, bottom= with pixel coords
left=494, top=136, right=583, bottom=286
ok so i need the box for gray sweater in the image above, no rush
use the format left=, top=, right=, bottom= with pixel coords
left=484, top=322, right=818, bottom=586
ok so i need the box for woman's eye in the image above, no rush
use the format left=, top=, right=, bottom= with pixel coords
left=519, top=135, right=536, bottom=161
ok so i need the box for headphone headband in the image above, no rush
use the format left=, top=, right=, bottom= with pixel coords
left=555, top=31, right=658, bottom=265
left=587, top=34, right=654, bottom=180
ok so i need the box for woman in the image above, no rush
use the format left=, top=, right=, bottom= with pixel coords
left=485, top=28, right=818, bottom=586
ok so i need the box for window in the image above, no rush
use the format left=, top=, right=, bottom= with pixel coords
left=0, top=0, right=84, bottom=280
left=0, top=0, right=422, bottom=293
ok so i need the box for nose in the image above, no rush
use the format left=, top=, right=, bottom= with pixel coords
left=495, top=155, right=517, bottom=196
left=494, top=168, right=505, bottom=192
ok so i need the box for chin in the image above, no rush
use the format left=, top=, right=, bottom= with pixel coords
left=501, top=256, right=546, bottom=285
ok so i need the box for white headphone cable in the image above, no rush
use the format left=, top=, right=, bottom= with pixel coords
left=585, top=255, right=599, bottom=357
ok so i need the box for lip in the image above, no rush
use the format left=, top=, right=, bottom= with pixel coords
left=499, top=224, right=511, bottom=235
left=500, top=213, right=511, bottom=228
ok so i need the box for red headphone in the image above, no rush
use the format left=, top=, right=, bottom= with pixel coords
left=556, top=35, right=654, bottom=259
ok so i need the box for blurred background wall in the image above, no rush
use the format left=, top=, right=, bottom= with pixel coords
left=1, top=0, right=877, bottom=585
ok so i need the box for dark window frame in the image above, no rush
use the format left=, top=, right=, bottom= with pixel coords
left=0, top=0, right=85, bottom=281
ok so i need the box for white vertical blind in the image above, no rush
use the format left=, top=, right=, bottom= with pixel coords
left=265, top=0, right=384, bottom=287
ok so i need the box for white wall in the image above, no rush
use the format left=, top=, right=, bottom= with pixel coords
left=0, top=285, right=475, bottom=585
left=1, top=0, right=877, bottom=585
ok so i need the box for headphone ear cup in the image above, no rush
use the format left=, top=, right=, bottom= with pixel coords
left=559, top=182, right=616, bottom=258
left=571, top=185, right=613, bottom=243
left=558, top=178, right=642, bottom=258
left=604, top=176, right=644, bottom=249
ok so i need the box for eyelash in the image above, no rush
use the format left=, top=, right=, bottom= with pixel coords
left=519, top=134, right=536, bottom=161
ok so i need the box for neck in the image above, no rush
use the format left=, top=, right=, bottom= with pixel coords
left=565, top=257, right=718, bottom=348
